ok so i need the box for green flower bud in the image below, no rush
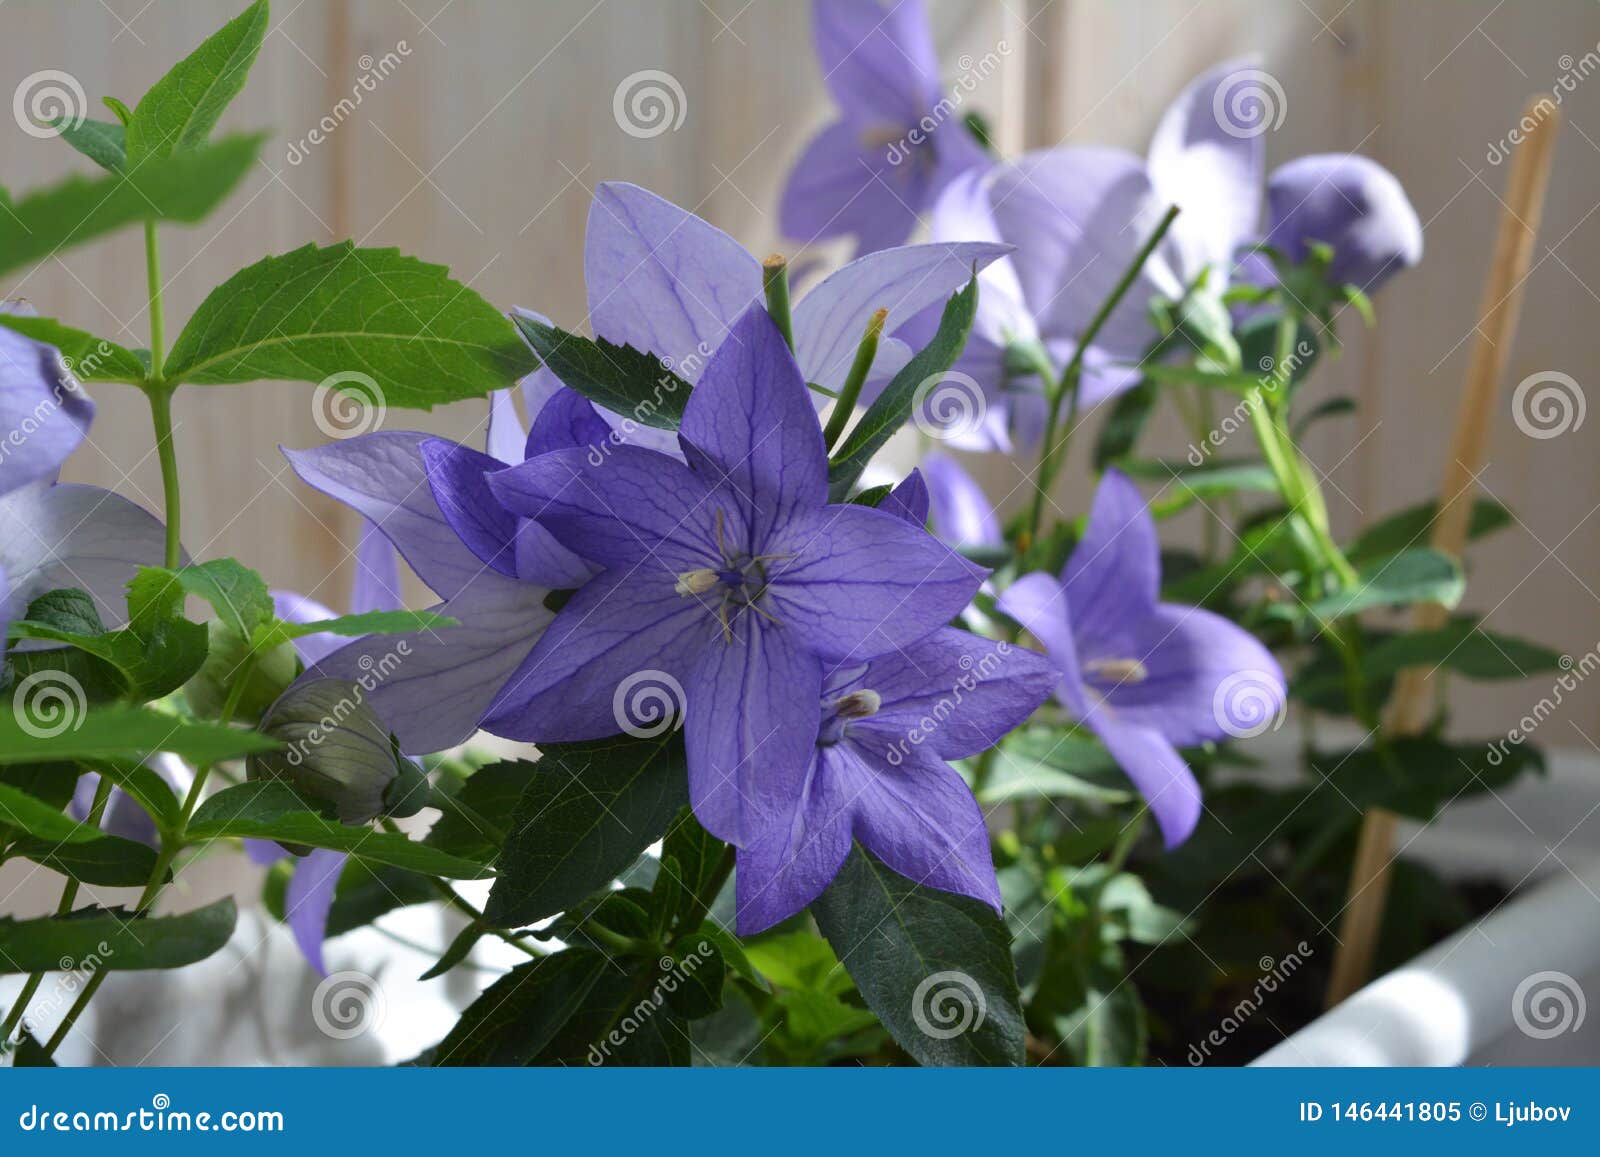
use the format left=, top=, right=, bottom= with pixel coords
left=184, top=621, right=298, bottom=723
left=247, top=678, right=423, bottom=825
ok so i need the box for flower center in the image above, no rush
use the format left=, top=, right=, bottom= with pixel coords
left=818, top=688, right=881, bottom=747
left=674, top=511, right=789, bottom=642
left=1083, top=657, right=1149, bottom=685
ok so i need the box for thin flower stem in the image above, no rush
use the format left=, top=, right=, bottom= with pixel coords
left=143, top=222, right=181, bottom=570
left=822, top=308, right=886, bottom=451
left=0, top=776, right=114, bottom=1043
left=1027, top=205, right=1182, bottom=541
left=762, top=254, right=795, bottom=352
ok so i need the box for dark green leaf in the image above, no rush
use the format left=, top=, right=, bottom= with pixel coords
left=0, top=898, right=236, bottom=973
left=1093, top=378, right=1158, bottom=469
left=324, top=862, right=435, bottom=938
left=419, top=922, right=485, bottom=982
left=1292, top=394, right=1356, bottom=438
left=165, top=243, right=536, bottom=408
left=510, top=312, right=690, bottom=430
left=813, top=846, right=1026, bottom=1066
left=828, top=277, right=977, bottom=499
left=0, top=708, right=276, bottom=767
left=1347, top=497, right=1512, bottom=564
left=0, top=132, right=263, bottom=279
left=186, top=782, right=493, bottom=878
left=429, top=949, right=605, bottom=1066
left=425, top=760, right=529, bottom=861
left=485, top=735, right=688, bottom=927
left=7, top=832, right=161, bottom=887
left=124, top=0, right=268, bottom=162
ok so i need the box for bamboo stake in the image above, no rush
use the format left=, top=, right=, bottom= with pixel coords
left=1323, top=100, right=1559, bottom=1009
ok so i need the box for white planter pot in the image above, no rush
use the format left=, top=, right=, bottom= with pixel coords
left=1252, top=742, right=1600, bottom=1066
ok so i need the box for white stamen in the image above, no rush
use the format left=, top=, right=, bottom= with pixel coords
left=675, top=569, right=720, bottom=597
left=1085, top=657, right=1148, bottom=684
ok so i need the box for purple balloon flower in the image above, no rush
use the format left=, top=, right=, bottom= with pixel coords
left=921, top=451, right=1001, bottom=550
left=997, top=469, right=1285, bottom=847
left=735, top=627, right=1055, bottom=934
left=484, top=305, right=986, bottom=846
left=779, top=0, right=990, bottom=257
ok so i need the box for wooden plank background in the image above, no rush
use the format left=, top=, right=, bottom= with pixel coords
left=3, top=0, right=1597, bottom=738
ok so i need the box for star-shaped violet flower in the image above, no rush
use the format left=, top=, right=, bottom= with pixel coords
left=779, top=0, right=990, bottom=256
left=997, top=469, right=1286, bottom=847
left=484, top=305, right=987, bottom=845
left=735, top=625, right=1054, bottom=935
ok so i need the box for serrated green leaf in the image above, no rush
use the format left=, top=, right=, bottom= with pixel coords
left=428, top=948, right=606, bottom=1066
left=149, top=559, right=274, bottom=640
left=424, top=760, right=527, bottom=862
left=485, top=735, right=687, bottom=927
left=813, top=845, right=1026, bottom=1066
left=0, top=315, right=146, bottom=383
left=1304, top=548, right=1464, bottom=620
left=186, top=782, right=493, bottom=878
left=124, top=0, right=268, bottom=163
left=510, top=312, right=690, bottom=429
left=828, top=277, right=977, bottom=499
left=0, top=899, right=237, bottom=973
left=165, top=243, right=537, bottom=408
left=0, top=708, right=275, bottom=767
left=6, top=831, right=162, bottom=887
left=0, top=132, right=263, bottom=279
left=49, top=117, right=126, bottom=172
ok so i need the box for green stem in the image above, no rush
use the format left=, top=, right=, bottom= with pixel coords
left=1027, top=205, right=1182, bottom=540
left=143, top=222, right=181, bottom=570
left=822, top=308, right=886, bottom=451
left=762, top=254, right=795, bottom=352
left=1, top=776, right=114, bottom=1043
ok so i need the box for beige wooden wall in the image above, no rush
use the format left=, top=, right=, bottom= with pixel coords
left=3, top=0, right=1598, bottom=736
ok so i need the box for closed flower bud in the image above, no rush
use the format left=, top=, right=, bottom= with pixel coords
left=247, top=678, right=422, bottom=825
left=184, top=621, right=298, bottom=723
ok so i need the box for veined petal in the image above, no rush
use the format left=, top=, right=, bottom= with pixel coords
left=283, top=433, right=482, bottom=602
left=487, top=444, right=726, bottom=575
left=855, top=627, right=1055, bottom=761
left=878, top=469, right=929, bottom=527
left=481, top=568, right=705, bottom=743
left=994, top=571, right=1085, bottom=717
left=812, top=0, right=940, bottom=124
left=486, top=389, right=526, bottom=465
left=524, top=385, right=613, bottom=459
left=734, top=746, right=854, bottom=935
left=923, top=451, right=1000, bottom=549
left=683, top=615, right=822, bottom=846
left=585, top=182, right=762, bottom=379
left=678, top=306, right=828, bottom=549
left=1063, top=468, right=1160, bottom=644
left=305, top=573, right=553, bottom=756
left=421, top=437, right=519, bottom=578
left=351, top=519, right=403, bottom=615
left=0, top=482, right=166, bottom=628
left=779, top=120, right=922, bottom=254
left=285, top=848, right=346, bottom=976
left=764, top=503, right=985, bottom=663
left=0, top=327, right=93, bottom=495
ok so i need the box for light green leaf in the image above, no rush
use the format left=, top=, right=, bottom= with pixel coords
left=142, top=559, right=274, bottom=641
left=0, top=899, right=237, bottom=973
left=125, top=0, right=269, bottom=162
left=0, top=708, right=277, bottom=767
left=164, top=243, right=538, bottom=408
left=255, top=609, right=456, bottom=650
left=0, top=132, right=263, bottom=279
left=0, top=315, right=146, bottom=383
left=186, top=782, right=494, bottom=878
left=1305, top=549, right=1465, bottom=620
left=49, top=117, right=127, bottom=172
